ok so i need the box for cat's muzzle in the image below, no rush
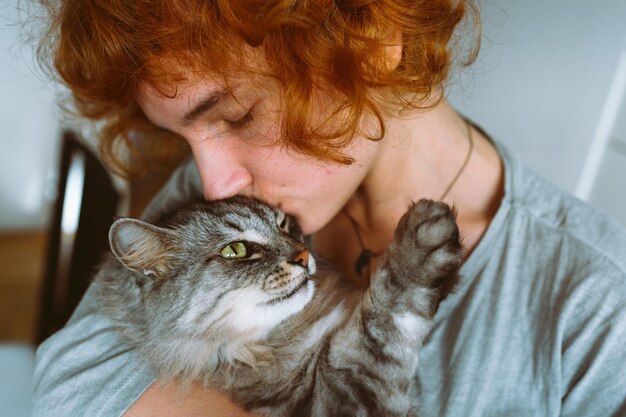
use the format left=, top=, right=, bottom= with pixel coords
left=265, top=276, right=310, bottom=305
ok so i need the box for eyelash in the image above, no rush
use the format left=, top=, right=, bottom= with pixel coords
left=225, top=110, right=253, bottom=129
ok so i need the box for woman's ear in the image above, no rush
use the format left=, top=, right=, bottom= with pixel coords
left=384, top=30, right=403, bottom=72
left=109, top=218, right=175, bottom=278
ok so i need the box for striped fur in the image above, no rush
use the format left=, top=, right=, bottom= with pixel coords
left=93, top=197, right=461, bottom=416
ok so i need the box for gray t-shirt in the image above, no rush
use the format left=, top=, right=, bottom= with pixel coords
left=32, top=141, right=626, bottom=416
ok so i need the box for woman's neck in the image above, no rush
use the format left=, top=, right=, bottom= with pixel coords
left=314, top=100, right=504, bottom=283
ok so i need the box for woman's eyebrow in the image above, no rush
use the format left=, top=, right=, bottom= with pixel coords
left=181, top=88, right=230, bottom=125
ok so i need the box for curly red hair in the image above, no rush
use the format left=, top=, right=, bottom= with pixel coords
left=39, top=0, right=479, bottom=177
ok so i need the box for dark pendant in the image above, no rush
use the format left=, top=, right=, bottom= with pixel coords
left=355, top=249, right=375, bottom=276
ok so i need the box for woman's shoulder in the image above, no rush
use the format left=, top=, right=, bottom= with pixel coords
left=498, top=141, right=626, bottom=276
left=141, top=157, right=204, bottom=222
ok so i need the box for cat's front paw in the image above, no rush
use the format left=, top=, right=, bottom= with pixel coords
left=388, top=199, right=462, bottom=292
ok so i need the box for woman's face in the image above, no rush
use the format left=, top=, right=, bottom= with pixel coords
left=136, top=70, right=380, bottom=235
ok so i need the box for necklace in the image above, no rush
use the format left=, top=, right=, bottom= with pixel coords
left=344, top=118, right=474, bottom=277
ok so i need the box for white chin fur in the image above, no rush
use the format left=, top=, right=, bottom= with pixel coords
left=268, top=279, right=315, bottom=314
left=228, top=280, right=315, bottom=338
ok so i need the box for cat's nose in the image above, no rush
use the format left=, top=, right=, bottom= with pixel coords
left=291, top=249, right=309, bottom=268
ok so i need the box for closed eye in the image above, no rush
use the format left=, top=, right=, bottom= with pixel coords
left=225, top=110, right=253, bottom=129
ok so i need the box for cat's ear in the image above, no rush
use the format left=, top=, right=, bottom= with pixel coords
left=109, top=218, right=175, bottom=278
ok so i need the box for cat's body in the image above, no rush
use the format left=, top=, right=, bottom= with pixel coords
left=93, top=196, right=462, bottom=417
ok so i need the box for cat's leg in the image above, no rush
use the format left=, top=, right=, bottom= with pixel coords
left=314, top=199, right=462, bottom=417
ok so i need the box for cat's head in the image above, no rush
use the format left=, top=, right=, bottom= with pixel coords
left=108, top=196, right=316, bottom=343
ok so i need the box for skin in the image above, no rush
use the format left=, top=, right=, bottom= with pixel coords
left=126, top=52, right=503, bottom=416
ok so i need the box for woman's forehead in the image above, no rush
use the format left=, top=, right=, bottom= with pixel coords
left=139, top=49, right=273, bottom=98
left=141, top=43, right=269, bottom=91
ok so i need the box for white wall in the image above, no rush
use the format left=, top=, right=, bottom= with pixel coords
left=1, top=1, right=625, bottom=231
left=448, top=0, right=626, bottom=197
left=581, top=47, right=626, bottom=227
left=0, top=3, right=60, bottom=231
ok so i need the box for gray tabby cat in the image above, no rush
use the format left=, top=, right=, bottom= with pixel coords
left=93, top=196, right=462, bottom=417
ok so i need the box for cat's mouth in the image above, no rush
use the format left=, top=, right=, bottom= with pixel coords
left=266, top=278, right=309, bottom=305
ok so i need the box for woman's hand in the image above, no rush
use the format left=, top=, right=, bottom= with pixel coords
left=124, top=382, right=260, bottom=417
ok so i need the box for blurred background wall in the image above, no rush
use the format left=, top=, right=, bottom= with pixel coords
left=447, top=0, right=626, bottom=226
left=1, top=2, right=61, bottom=232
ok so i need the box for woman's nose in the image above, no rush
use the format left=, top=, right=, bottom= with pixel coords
left=190, top=141, right=253, bottom=200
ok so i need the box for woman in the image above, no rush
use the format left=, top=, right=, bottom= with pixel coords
left=33, top=1, right=626, bottom=416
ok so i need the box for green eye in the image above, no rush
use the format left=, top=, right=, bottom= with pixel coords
left=220, top=242, right=248, bottom=259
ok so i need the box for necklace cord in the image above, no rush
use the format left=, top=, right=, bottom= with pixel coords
left=343, top=118, right=474, bottom=276
left=439, top=119, right=474, bottom=201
